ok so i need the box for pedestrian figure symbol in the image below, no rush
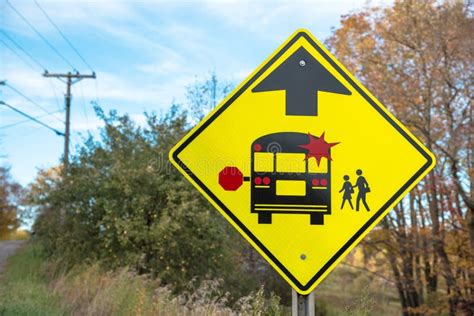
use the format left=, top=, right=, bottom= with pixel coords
left=354, top=169, right=370, bottom=211
left=339, top=169, right=370, bottom=211
left=339, top=175, right=354, bottom=210
left=169, top=29, right=436, bottom=295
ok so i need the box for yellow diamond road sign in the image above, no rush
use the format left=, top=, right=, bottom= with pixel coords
left=169, top=29, right=435, bottom=294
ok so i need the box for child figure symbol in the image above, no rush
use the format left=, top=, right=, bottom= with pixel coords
left=339, top=175, right=354, bottom=210
left=339, top=170, right=371, bottom=212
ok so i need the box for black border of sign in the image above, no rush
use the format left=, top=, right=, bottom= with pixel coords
left=171, top=31, right=434, bottom=292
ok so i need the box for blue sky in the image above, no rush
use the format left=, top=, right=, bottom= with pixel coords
left=0, top=0, right=393, bottom=186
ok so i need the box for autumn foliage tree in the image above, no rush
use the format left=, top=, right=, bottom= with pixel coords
left=0, top=166, right=22, bottom=239
left=327, top=1, right=473, bottom=315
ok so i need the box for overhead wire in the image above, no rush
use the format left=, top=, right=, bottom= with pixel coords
left=77, top=82, right=90, bottom=130
left=82, top=90, right=90, bottom=130
left=34, top=0, right=98, bottom=132
left=0, top=101, right=64, bottom=136
left=0, top=30, right=48, bottom=71
left=71, top=132, right=82, bottom=156
left=4, top=82, right=64, bottom=124
left=47, top=78, right=62, bottom=113
left=94, top=79, right=99, bottom=106
left=34, top=0, right=94, bottom=72
left=0, top=109, right=63, bottom=130
left=6, top=0, right=77, bottom=71
left=1, top=31, right=63, bottom=113
left=0, top=37, right=37, bottom=72
left=33, top=0, right=98, bottom=123
left=2, top=0, right=99, bottom=141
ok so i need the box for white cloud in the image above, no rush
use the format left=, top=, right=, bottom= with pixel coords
left=70, top=115, right=104, bottom=131
left=232, top=68, right=252, bottom=81
left=2, top=0, right=141, bottom=37
left=3, top=0, right=184, bottom=68
left=1, top=0, right=398, bottom=187
left=83, top=70, right=194, bottom=106
left=202, top=0, right=394, bottom=42
left=137, top=59, right=185, bottom=75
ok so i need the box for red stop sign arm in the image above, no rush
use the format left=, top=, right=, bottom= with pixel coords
left=218, top=166, right=248, bottom=191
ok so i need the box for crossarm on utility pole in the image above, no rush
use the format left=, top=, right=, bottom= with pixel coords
left=43, top=71, right=96, bottom=79
left=43, top=71, right=96, bottom=173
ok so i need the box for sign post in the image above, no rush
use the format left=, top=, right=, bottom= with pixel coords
left=292, top=290, right=315, bottom=316
left=170, top=29, right=435, bottom=296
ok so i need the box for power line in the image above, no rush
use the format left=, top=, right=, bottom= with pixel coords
left=79, top=82, right=90, bottom=130
left=0, top=101, right=64, bottom=136
left=0, top=37, right=37, bottom=72
left=6, top=0, right=77, bottom=70
left=94, top=78, right=99, bottom=105
left=4, top=82, right=64, bottom=124
left=47, top=78, right=62, bottom=113
left=34, top=0, right=94, bottom=72
left=0, top=30, right=47, bottom=71
left=1, top=31, right=63, bottom=113
left=43, top=71, right=96, bottom=172
left=0, top=109, right=63, bottom=130
left=0, top=30, right=62, bottom=113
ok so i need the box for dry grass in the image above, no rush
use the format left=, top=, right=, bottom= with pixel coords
left=51, top=267, right=283, bottom=315
left=1, top=242, right=401, bottom=315
left=0, top=229, right=30, bottom=241
left=315, top=247, right=401, bottom=316
left=0, top=243, right=284, bottom=315
left=50, top=264, right=232, bottom=315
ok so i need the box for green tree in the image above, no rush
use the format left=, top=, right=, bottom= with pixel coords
left=30, top=105, right=257, bottom=298
left=186, top=72, right=232, bottom=122
left=185, top=74, right=292, bottom=303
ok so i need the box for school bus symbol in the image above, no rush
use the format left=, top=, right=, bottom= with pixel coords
left=219, top=132, right=334, bottom=225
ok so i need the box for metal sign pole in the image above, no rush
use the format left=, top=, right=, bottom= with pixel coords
left=292, top=289, right=315, bottom=316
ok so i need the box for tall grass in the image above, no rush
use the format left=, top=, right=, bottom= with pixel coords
left=0, top=243, right=284, bottom=315
left=1, top=243, right=400, bottom=315
left=0, top=243, right=62, bottom=315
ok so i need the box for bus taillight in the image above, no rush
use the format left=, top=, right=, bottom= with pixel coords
left=220, top=132, right=334, bottom=225
left=253, top=143, right=262, bottom=151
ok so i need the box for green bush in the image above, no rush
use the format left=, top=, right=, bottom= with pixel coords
left=29, top=106, right=253, bottom=297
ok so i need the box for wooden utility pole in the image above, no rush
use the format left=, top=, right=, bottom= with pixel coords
left=43, top=71, right=95, bottom=173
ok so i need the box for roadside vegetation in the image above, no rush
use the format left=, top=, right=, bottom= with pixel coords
left=0, top=243, right=284, bottom=315
left=327, top=1, right=473, bottom=314
left=0, top=243, right=399, bottom=315
left=0, top=1, right=472, bottom=315
left=0, top=166, right=23, bottom=241
left=0, top=229, right=29, bottom=241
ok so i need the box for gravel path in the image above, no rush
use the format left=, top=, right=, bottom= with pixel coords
left=0, top=240, right=24, bottom=273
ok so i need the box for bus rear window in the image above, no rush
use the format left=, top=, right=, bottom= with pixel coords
left=276, top=153, right=305, bottom=173
left=308, top=158, right=328, bottom=173
left=254, top=152, right=274, bottom=172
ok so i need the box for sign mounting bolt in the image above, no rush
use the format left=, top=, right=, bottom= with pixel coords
left=299, top=60, right=306, bottom=67
left=300, top=254, right=307, bottom=260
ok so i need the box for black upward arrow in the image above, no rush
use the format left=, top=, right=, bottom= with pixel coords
left=252, top=46, right=351, bottom=116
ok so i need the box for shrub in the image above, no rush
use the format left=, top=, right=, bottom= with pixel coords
left=30, top=106, right=251, bottom=296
